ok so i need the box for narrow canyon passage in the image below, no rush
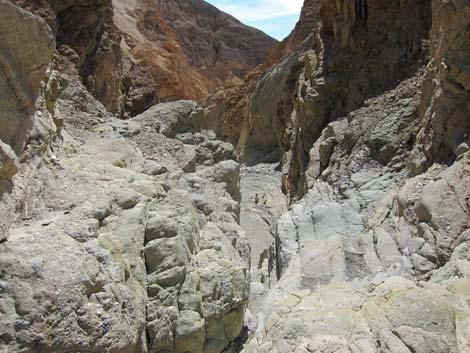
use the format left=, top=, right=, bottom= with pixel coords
left=1, top=0, right=470, bottom=352
left=238, top=163, right=287, bottom=324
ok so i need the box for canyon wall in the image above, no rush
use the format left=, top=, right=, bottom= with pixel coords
left=0, top=0, right=56, bottom=242
left=199, top=0, right=432, bottom=200
left=12, top=0, right=126, bottom=115
left=410, top=0, right=470, bottom=174
left=221, top=0, right=470, bottom=352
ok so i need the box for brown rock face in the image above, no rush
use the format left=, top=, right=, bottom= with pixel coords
left=113, top=0, right=277, bottom=105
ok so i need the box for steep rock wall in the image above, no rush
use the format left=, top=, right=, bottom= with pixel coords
left=239, top=1, right=470, bottom=352
left=0, top=0, right=56, bottom=242
left=199, top=0, right=432, bottom=200
left=410, top=0, right=470, bottom=173
left=12, top=0, right=126, bottom=115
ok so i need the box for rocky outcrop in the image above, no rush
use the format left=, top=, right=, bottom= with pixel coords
left=244, top=276, right=470, bottom=353
left=0, top=0, right=56, bottom=242
left=0, top=0, right=55, bottom=150
left=0, top=4, right=250, bottom=352
left=0, top=71, right=249, bottom=353
left=410, top=0, right=470, bottom=173
left=12, top=0, right=276, bottom=118
left=12, top=0, right=125, bottom=115
left=2, top=1, right=470, bottom=353
left=209, top=0, right=470, bottom=352
left=113, top=0, right=277, bottom=106
left=244, top=69, right=470, bottom=353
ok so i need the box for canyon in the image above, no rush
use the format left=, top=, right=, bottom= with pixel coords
left=1, top=0, right=470, bottom=353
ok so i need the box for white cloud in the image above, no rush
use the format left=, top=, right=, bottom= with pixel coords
left=211, top=0, right=303, bottom=22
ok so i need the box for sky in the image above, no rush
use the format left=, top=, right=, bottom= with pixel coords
left=205, top=0, right=303, bottom=40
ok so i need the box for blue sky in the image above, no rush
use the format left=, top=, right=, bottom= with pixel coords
left=206, top=0, right=303, bottom=40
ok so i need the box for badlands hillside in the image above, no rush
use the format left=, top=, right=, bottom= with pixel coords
left=0, top=0, right=470, bottom=353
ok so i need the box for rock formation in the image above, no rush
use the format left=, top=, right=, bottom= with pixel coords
left=1, top=0, right=470, bottom=352
left=199, top=0, right=431, bottom=199
left=0, top=0, right=56, bottom=243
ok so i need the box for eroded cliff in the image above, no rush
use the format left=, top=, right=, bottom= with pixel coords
left=199, top=0, right=431, bottom=200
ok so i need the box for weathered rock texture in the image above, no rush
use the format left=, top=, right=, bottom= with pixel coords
left=0, top=0, right=56, bottom=242
left=113, top=0, right=277, bottom=106
left=2, top=0, right=470, bottom=353
left=12, top=0, right=125, bottom=115
left=244, top=73, right=470, bottom=352
left=198, top=0, right=470, bottom=352
left=196, top=0, right=470, bottom=352
left=0, top=3, right=250, bottom=353
left=410, top=0, right=470, bottom=173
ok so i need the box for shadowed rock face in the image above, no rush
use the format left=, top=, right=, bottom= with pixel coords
left=12, top=0, right=125, bottom=115
left=199, top=0, right=432, bottom=200
left=410, top=0, right=470, bottom=173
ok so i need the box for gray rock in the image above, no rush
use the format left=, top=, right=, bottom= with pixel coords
left=0, top=0, right=55, bottom=146
left=143, top=159, right=167, bottom=175
left=210, top=160, right=241, bottom=202
left=146, top=215, right=179, bottom=242
left=174, top=311, right=205, bottom=353
left=135, top=101, right=198, bottom=138
left=456, top=143, right=470, bottom=157
left=116, top=190, right=141, bottom=209
left=0, top=141, right=18, bottom=180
